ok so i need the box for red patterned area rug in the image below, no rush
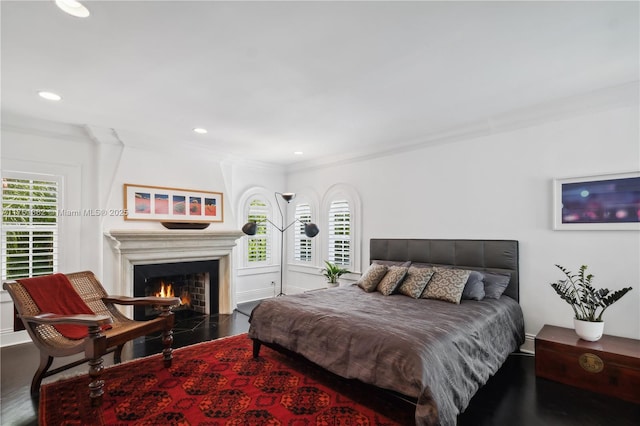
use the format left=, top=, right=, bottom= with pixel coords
left=39, top=333, right=415, bottom=425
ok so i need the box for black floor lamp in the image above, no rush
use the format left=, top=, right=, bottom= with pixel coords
left=242, top=192, right=319, bottom=296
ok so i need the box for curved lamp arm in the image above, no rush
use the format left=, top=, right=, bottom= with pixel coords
left=241, top=191, right=319, bottom=298
left=242, top=218, right=319, bottom=237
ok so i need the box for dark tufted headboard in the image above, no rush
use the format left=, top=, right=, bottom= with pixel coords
left=370, top=239, right=520, bottom=301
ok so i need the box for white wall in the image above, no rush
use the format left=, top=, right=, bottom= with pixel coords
left=286, top=104, right=640, bottom=340
left=0, top=115, right=279, bottom=345
left=1, top=117, right=98, bottom=345
left=98, top=145, right=241, bottom=294
left=2, top=119, right=97, bottom=272
left=227, top=162, right=285, bottom=303
left=2, top=99, right=638, bottom=346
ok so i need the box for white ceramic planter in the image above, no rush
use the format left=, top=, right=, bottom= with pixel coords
left=574, top=319, right=604, bottom=341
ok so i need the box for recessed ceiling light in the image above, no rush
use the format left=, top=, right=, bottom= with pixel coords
left=294, top=151, right=304, bottom=155
left=55, top=0, right=90, bottom=18
left=38, top=91, right=62, bottom=101
left=193, top=128, right=208, bottom=134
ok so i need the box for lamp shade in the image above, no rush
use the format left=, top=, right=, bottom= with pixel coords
left=280, top=192, right=296, bottom=203
left=304, top=223, right=320, bottom=238
left=242, top=222, right=258, bottom=235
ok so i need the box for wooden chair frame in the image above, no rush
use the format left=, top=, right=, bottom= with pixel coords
left=3, top=271, right=180, bottom=405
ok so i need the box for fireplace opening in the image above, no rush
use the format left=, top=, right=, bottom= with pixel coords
left=133, top=260, right=219, bottom=321
left=144, top=273, right=200, bottom=317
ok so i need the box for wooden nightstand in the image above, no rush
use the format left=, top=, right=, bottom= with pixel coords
left=535, top=324, right=640, bottom=404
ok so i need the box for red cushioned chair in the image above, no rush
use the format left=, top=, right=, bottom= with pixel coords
left=3, top=270, right=180, bottom=405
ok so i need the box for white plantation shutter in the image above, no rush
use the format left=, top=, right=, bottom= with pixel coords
left=246, top=198, right=271, bottom=264
left=294, top=203, right=312, bottom=262
left=2, top=174, right=59, bottom=280
left=328, top=199, right=350, bottom=266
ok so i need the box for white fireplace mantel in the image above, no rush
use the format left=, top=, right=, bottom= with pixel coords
left=105, top=229, right=244, bottom=315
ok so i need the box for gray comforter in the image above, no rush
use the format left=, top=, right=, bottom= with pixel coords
left=248, top=285, right=525, bottom=425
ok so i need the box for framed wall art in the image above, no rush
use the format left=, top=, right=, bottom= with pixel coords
left=553, top=171, right=640, bottom=230
left=124, top=184, right=223, bottom=223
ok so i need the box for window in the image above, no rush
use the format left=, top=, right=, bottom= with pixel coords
left=2, top=174, right=59, bottom=280
left=246, top=198, right=271, bottom=264
left=321, top=184, right=360, bottom=273
left=327, top=199, right=351, bottom=266
left=293, top=203, right=312, bottom=262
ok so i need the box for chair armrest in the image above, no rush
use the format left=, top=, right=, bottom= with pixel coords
left=102, top=296, right=181, bottom=307
left=20, top=313, right=113, bottom=327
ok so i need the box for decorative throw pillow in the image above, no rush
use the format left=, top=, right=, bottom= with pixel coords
left=461, top=270, right=486, bottom=301
left=356, top=263, right=388, bottom=292
left=398, top=266, right=434, bottom=298
left=371, top=260, right=410, bottom=266
left=483, top=272, right=511, bottom=299
left=422, top=267, right=471, bottom=304
left=376, top=265, right=409, bottom=296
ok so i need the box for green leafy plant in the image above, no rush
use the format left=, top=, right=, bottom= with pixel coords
left=321, top=260, right=350, bottom=284
left=550, top=264, right=632, bottom=322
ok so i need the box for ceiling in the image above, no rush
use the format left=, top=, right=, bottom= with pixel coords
left=1, top=1, right=638, bottom=168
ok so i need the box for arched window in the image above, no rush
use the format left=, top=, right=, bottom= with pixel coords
left=245, top=198, right=272, bottom=265
left=322, top=184, right=361, bottom=273
left=327, top=200, right=351, bottom=266
left=293, top=203, right=313, bottom=263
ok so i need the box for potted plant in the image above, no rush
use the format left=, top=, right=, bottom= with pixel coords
left=550, top=264, right=632, bottom=341
left=321, top=260, right=350, bottom=287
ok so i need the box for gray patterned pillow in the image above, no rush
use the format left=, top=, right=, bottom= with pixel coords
left=398, top=266, right=434, bottom=298
left=376, top=265, right=409, bottom=295
left=356, top=263, right=388, bottom=292
left=422, top=267, right=471, bottom=304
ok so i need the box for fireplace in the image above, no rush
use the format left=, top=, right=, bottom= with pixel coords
left=105, top=229, right=244, bottom=317
left=133, top=260, right=219, bottom=320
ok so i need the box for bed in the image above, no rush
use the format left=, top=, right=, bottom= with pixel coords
left=248, top=239, right=525, bottom=425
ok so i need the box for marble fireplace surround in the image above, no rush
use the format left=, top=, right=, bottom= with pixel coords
left=105, top=229, right=244, bottom=315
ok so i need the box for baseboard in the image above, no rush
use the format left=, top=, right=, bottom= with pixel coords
left=521, top=332, right=535, bottom=354
left=285, top=284, right=326, bottom=294
left=236, top=288, right=275, bottom=304
left=0, top=329, right=31, bottom=348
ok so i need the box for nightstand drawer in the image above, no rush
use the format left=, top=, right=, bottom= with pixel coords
left=535, top=325, right=640, bottom=404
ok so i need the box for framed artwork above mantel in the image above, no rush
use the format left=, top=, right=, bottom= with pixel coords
left=553, top=171, right=640, bottom=230
left=124, top=184, right=223, bottom=223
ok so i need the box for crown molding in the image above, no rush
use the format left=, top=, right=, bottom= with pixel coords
left=1, top=110, right=91, bottom=144
left=285, top=81, right=640, bottom=174
left=4, top=81, right=637, bottom=174
left=83, top=125, right=125, bottom=146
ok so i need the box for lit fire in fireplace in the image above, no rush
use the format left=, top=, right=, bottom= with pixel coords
left=155, top=281, right=191, bottom=306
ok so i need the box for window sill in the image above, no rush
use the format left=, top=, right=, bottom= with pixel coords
left=288, top=264, right=321, bottom=275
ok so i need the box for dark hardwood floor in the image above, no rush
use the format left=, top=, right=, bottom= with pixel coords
left=1, top=306, right=638, bottom=425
